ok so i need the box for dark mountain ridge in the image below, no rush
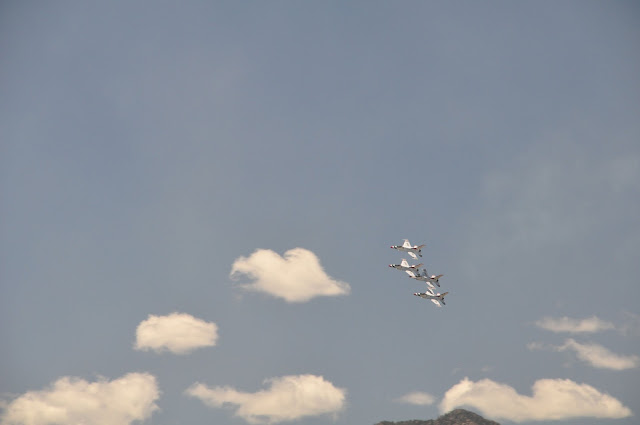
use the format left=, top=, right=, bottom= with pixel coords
left=375, top=408, right=500, bottom=425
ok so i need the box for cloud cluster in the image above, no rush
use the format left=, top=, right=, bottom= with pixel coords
left=395, top=391, right=435, bottom=406
left=531, top=315, right=638, bottom=370
left=0, top=373, right=159, bottom=425
left=1, top=247, right=350, bottom=424
left=135, top=312, right=218, bottom=354
left=439, top=377, right=631, bottom=422
left=535, top=316, right=615, bottom=334
left=230, top=248, right=351, bottom=302
left=186, top=374, right=346, bottom=424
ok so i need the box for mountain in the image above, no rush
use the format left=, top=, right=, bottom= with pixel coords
left=374, top=408, right=500, bottom=425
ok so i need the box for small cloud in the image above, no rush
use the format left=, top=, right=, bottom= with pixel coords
left=395, top=391, right=435, bottom=405
left=529, top=338, right=639, bottom=370
left=185, top=374, right=346, bottom=424
left=135, top=312, right=218, bottom=354
left=527, top=341, right=552, bottom=351
left=558, top=339, right=639, bottom=370
left=535, top=316, right=615, bottom=334
left=619, top=312, right=640, bottom=337
left=439, top=377, right=632, bottom=422
left=230, top=248, right=351, bottom=303
left=0, top=373, right=159, bottom=425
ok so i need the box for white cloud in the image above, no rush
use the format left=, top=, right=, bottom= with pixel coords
left=528, top=339, right=640, bottom=370
left=535, top=316, right=615, bottom=334
left=558, top=339, right=639, bottom=370
left=0, top=372, right=159, bottom=425
left=395, top=391, right=435, bottom=406
left=186, top=374, right=346, bottom=424
left=439, top=377, right=632, bottom=422
left=230, top=248, right=350, bottom=303
left=135, top=312, right=218, bottom=354
left=526, top=341, right=549, bottom=351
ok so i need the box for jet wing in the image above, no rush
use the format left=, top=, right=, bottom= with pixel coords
left=405, top=270, right=416, bottom=277
left=431, top=299, right=442, bottom=307
left=402, top=239, right=412, bottom=248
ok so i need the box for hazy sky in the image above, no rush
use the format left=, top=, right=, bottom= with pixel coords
left=1, top=2, right=639, bottom=425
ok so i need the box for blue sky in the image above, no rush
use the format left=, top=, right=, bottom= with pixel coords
left=1, top=2, right=639, bottom=424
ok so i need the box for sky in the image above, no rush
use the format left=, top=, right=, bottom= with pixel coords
left=1, top=2, right=639, bottom=425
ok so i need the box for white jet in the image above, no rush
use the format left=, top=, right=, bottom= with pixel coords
left=406, top=270, right=436, bottom=291
left=409, top=268, right=443, bottom=288
left=389, top=258, right=424, bottom=275
left=390, top=239, right=425, bottom=260
left=413, top=289, right=449, bottom=307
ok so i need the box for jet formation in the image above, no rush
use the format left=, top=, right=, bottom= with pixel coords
left=389, top=239, right=448, bottom=307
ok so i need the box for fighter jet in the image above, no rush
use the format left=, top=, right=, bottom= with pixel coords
left=414, top=289, right=449, bottom=307
left=409, top=268, right=443, bottom=287
left=406, top=270, right=436, bottom=290
left=389, top=258, right=424, bottom=275
left=390, top=239, right=425, bottom=260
